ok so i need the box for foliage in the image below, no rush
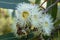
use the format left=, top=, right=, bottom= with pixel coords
left=47, top=0, right=57, bottom=21
left=0, top=0, right=60, bottom=40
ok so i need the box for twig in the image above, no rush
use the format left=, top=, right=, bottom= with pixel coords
left=43, top=0, right=59, bottom=13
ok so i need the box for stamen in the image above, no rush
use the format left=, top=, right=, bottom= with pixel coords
left=22, top=11, right=29, bottom=19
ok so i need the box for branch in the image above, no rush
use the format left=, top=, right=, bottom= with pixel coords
left=43, top=0, right=59, bottom=13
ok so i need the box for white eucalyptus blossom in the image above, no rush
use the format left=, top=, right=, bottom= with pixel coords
left=41, top=14, right=54, bottom=36
left=15, top=2, right=39, bottom=28
left=12, top=3, right=41, bottom=37
left=11, top=2, right=54, bottom=37
left=31, top=10, right=43, bottom=28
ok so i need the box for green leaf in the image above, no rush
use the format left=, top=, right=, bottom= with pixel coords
left=35, top=0, right=40, bottom=4
left=12, top=10, right=15, bottom=18
left=0, top=33, right=18, bottom=40
left=54, top=20, right=60, bottom=27
left=47, top=0, right=57, bottom=21
left=0, top=0, right=30, bottom=9
left=20, top=36, right=27, bottom=40
left=0, top=0, right=29, bottom=3
left=27, top=32, right=34, bottom=40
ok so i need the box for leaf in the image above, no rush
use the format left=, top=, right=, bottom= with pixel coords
left=20, top=36, right=27, bottom=40
left=54, top=20, right=60, bottom=27
left=0, top=0, right=30, bottom=9
left=12, top=10, right=15, bottom=18
left=0, top=0, right=29, bottom=3
left=27, top=32, right=34, bottom=40
left=35, top=0, right=40, bottom=4
left=47, top=0, right=57, bottom=21
left=0, top=33, right=18, bottom=40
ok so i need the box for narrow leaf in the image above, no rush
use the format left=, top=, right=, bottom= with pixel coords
left=47, top=0, right=57, bottom=21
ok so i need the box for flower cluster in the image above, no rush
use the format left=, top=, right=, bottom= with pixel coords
left=11, top=2, right=54, bottom=37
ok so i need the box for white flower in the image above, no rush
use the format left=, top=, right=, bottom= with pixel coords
left=12, top=3, right=40, bottom=37
left=30, top=10, right=44, bottom=28
left=12, top=2, right=54, bottom=37
left=15, top=2, right=39, bottom=27
left=31, top=12, right=41, bottom=28
left=41, top=14, right=54, bottom=36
